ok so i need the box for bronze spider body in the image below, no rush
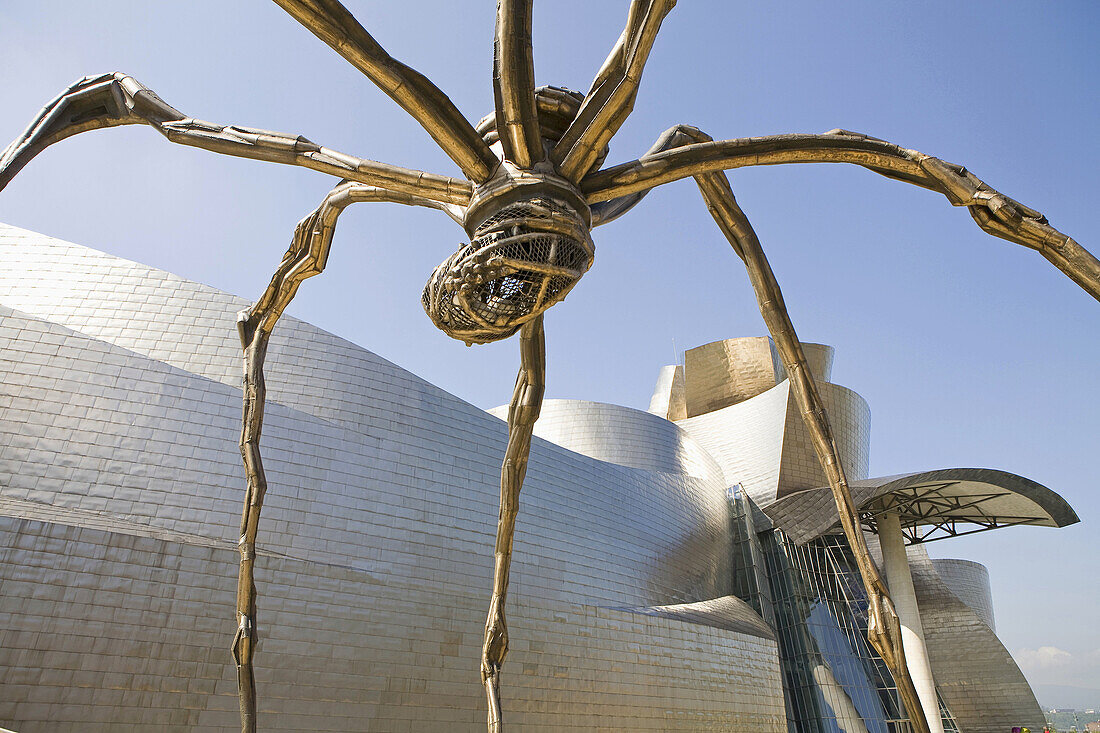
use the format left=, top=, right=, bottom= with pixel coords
left=2, top=2, right=1097, bottom=732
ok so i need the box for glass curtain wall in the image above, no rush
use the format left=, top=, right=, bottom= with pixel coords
left=727, top=490, right=958, bottom=733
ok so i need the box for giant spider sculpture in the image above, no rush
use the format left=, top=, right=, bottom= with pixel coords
left=2, top=1, right=1097, bottom=732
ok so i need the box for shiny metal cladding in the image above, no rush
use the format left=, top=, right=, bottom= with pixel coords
left=1, top=2, right=1095, bottom=731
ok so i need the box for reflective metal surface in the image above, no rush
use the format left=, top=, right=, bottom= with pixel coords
left=929, top=559, right=995, bottom=632
left=2, top=0, right=1096, bottom=727
left=0, top=228, right=1072, bottom=732
left=0, top=225, right=786, bottom=731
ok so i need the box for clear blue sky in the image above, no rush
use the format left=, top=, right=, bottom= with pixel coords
left=2, top=1, right=1097, bottom=695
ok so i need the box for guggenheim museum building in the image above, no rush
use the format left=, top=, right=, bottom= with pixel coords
left=0, top=222, right=1079, bottom=732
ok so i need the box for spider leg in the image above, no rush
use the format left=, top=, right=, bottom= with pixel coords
left=590, top=123, right=710, bottom=226
left=551, top=0, right=677, bottom=182
left=233, top=182, right=463, bottom=733
left=273, top=0, right=499, bottom=183
left=689, top=166, right=933, bottom=733
left=482, top=314, right=545, bottom=733
left=581, top=130, right=1100, bottom=300
left=0, top=72, right=471, bottom=205
left=494, top=0, right=543, bottom=168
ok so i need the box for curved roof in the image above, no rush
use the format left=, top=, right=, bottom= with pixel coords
left=488, top=399, right=725, bottom=484
left=764, top=468, right=1079, bottom=544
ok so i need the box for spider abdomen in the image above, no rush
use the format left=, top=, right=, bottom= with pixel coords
left=423, top=196, right=593, bottom=345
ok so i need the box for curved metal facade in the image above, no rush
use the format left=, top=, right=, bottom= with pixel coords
left=0, top=222, right=1072, bottom=733
left=501, top=399, right=725, bottom=483
left=0, top=224, right=784, bottom=732
left=654, top=334, right=1065, bottom=733
left=930, top=559, right=996, bottom=632
left=910, top=548, right=1046, bottom=733
left=672, top=340, right=871, bottom=508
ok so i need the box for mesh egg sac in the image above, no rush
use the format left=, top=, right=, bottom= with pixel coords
left=423, top=197, right=594, bottom=344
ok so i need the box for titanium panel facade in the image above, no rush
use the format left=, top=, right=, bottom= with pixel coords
left=656, top=333, right=1063, bottom=733
left=681, top=338, right=834, bottom=419
left=503, top=399, right=724, bottom=483
left=910, top=548, right=1046, bottom=733
left=930, top=559, right=996, bottom=632
left=0, top=223, right=1069, bottom=733
left=675, top=350, right=870, bottom=508
left=0, top=224, right=785, bottom=732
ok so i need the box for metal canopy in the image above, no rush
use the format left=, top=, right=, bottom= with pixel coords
left=763, top=468, right=1080, bottom=545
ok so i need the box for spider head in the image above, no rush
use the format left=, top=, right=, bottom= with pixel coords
left=423, top=168, right=594, bottom=344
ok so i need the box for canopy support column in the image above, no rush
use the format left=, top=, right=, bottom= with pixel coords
left=878, top=510, right=945, bottom=733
